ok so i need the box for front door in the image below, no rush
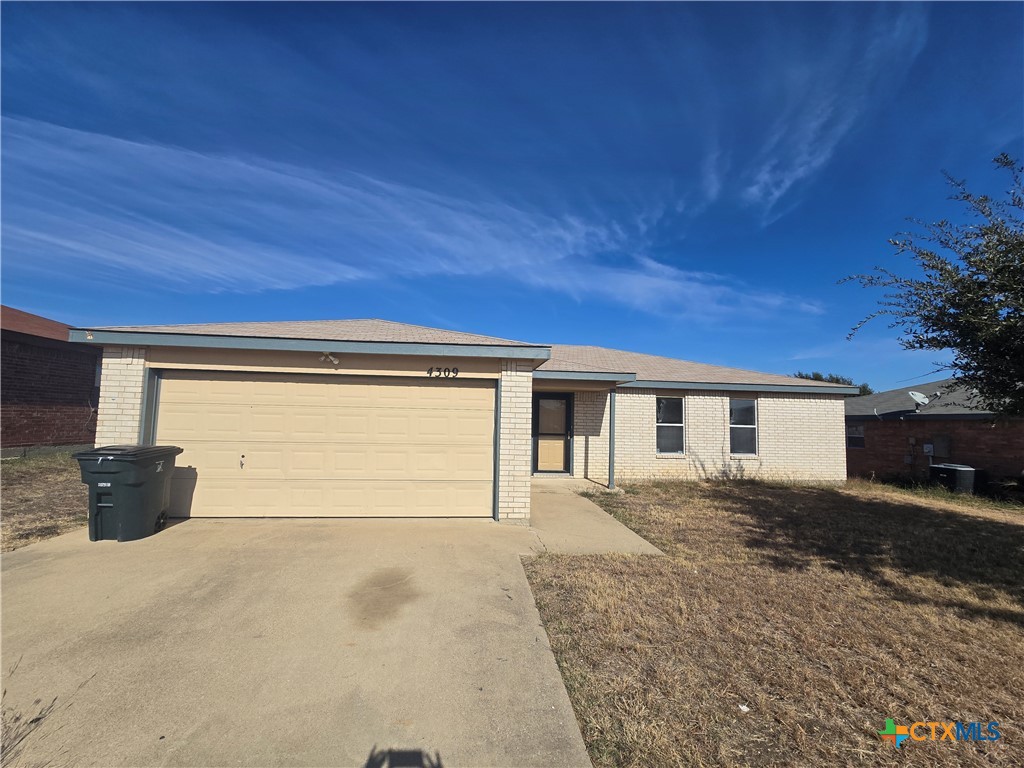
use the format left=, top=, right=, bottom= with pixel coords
left=533, top=394, right=572, bottom=473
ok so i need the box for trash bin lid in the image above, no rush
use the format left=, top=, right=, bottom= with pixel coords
left=939, top=463, right=974, bottom=471
left=74, top=445, right=183, bottom=461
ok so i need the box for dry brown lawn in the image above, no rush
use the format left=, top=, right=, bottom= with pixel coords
left=1, top=452, right=87, bottom=551
left=524, top=480, right=1024, bottom=767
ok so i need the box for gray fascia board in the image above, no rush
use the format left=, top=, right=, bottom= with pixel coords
left=846, top=412, right=997, bottom=422
left=623, top=380, right=861, bottom=395
left=533, top=370, right=636, bottom=383
left=69, top=329, right=552, bottom=360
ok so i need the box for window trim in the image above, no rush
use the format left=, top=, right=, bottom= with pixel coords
left=729, top=398, right=758, bottom=456
left=846, top=424, right=865, bottom=449
left=655, top=396, right=686, bottom=455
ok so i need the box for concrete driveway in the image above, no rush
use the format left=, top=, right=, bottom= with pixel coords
left=2, top=519, right=593, bottom=768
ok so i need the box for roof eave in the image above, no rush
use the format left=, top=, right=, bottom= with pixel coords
left=69, top=329, right=552, bottom=360
left=846, top=411, right=997, bottom=421
left=622, top=380, right=860, bottom=395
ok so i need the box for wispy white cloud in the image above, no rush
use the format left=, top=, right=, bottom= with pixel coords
left=792, top=336, right=955, bottom=363
left=789, top=337, right=902, bottom=362
left=2, top=117, right=822, bottom=322
left=525, top=254, right=824, bottom=321
left=740, top=6, right=929, bottom=222
left=788, top=336, right=953, bottom=388
left=701, top=149, right=724, bottom=205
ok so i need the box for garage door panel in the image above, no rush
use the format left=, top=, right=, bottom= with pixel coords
left=160, top=377, right=250, bottom=404
left=331, top=449, right=369, bottom=474
left=250, top=413, right=287, bottom=437
left=290, top=450, right=327, bottom=473
left=375, top=415, right=412, bottom=440
left=453, top=448, right=492, bottom=475
left=414, top=451, right=448, bottom=474
left=168, top=479, right=491, bottom=517
left=371, top=487, right=408, bottom=515
left=286, top=385, right=332, bottom=406
left=156, top=371, right=494, bottom=517
left=289, top=486, right=327, bottom=514
left=417, top=414, right=452, bottom=437
left=168, top=442, right=493, bottom=480
left=332, top=413, right=370, bottom=437
left=242, top=483, right=286, bottom=514
left=207, top=411, right=245, bottom=437
left=291, top=413, right=329, bottom=440
left=158, top=405, right=243, bottom=441
left=373, top=449, right=410, bottom=477
left=154, top=403, right=206, bottom=439
left=455, top=412, right=495, bottom=438
left=193, top=447, right=242, bottom=473
left=247, top=449, right=287, bottom=475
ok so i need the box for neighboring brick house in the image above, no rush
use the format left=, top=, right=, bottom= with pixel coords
left=71, top=318, right=856, bottom=523
left=1, top=306, right=101, bottom=454
left=845, top=379, right=1024, bottom=483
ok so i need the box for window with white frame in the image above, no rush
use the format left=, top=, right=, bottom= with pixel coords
left=846, top=425, right=865, bottom=449
left=656, top=397, right=685, bottom=453
left=729, top=398, right=757, bottom=455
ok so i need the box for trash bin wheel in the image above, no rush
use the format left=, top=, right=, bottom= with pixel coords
left=155, top=512, right=167, bottom=533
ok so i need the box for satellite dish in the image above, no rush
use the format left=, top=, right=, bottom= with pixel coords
left=908, top=391, right=930, bottom=406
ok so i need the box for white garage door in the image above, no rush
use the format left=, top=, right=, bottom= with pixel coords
left=155, top=370, right=495, bottom=517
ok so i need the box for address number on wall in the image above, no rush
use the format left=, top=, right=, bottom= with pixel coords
left=427, top=366, right=460, bottom=378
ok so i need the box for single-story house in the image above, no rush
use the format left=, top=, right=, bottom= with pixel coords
left=70, top=319, right=856, bottom=523
left=1, top=305, right=101, bottom=456
left=845, top=379, right=1024, bottom=482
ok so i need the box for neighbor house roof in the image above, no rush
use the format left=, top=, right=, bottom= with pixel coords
left=1, top=305, right=72, bottom=343
left=845, top=379, right=993, bottom=420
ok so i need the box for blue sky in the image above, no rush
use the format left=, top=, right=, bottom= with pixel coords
left=2, top=2, right=1021, bottom=390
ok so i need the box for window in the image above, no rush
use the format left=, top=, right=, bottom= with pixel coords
left=729, top=398, right=757, bottom=455
left=846, top=425, right=865, bottom=449
left=656, top=397, right=685, bottom=453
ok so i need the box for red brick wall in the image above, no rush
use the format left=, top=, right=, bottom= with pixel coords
left=1, top=335, right=100, bottom=448
left=847, top=418, right=1024, bottom=481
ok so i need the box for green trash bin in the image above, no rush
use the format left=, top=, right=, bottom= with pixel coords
left=74, top=445, right=184, bottom=542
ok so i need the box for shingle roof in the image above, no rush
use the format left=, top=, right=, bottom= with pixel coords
left=539, top=345, right=839, bottom=388
left=93, top=319, right=537, bottom=347
left=76, top=318, right=852, bottom=390
left=845, top=379, right=992, bottom=419
left=1, top=305, right=71, bottom=342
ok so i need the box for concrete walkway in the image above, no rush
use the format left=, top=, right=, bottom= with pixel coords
left=2, top=519, right=592, bottom=768
left=530, top=478, right=664, bottom=555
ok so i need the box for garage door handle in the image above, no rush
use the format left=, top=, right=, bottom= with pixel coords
left=240, top=454, right=245, bottom=469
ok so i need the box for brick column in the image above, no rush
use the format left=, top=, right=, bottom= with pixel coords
left=571, top=390, right=611, bottom=482
left=94, top=346, right=147, bottom=446
left=496, top=359, right=533, bottom=522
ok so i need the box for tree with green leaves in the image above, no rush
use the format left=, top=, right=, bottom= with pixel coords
left=793, top=371, right=874, bottom=396
left=844, top=154, right=1024, bottom=416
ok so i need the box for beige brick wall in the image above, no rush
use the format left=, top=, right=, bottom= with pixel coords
left=612, top=388, right=847, bottom=484
left=94, top=346, right=148, bottom=446
left=497, top=360, right=533, bottom=522
left=572, top=390, right=610, bottom=483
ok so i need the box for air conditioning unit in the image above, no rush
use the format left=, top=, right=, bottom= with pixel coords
left=930, top=463, right=975, bottom=494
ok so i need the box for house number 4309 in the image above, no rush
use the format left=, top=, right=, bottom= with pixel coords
left=427, top=366, right=459, bottom=378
